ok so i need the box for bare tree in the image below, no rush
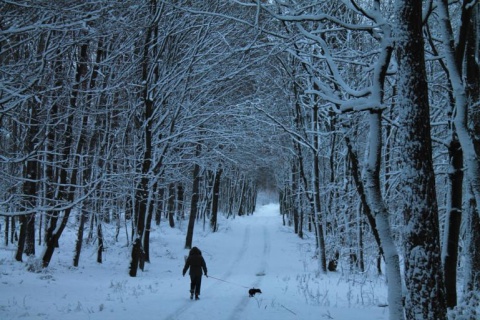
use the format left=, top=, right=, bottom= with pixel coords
left=434, top=0, right=480, bottom=311
left=257, top=1, right=404, bottom=316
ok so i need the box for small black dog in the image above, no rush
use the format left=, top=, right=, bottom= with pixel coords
left=248, top=288, right=262, bottom=297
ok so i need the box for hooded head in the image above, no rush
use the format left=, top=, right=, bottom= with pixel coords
left=189, top=247, right=202, bottom=256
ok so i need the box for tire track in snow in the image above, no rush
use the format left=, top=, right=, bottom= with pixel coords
left=164, top=226, right=251, bottom=320
left=260, top=225, right=271, bottom=275
left=221, top=225, right=251, bottom=280
left=229, top=224, right=270, bottom=320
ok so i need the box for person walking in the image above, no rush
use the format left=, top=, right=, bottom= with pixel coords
left=182, top=246, right=208, bottom=300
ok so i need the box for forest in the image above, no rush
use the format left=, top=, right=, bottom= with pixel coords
left=1, top=1, right=479, bottom=320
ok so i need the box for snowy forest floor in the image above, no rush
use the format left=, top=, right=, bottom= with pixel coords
left=0, top=201, right=390, bottom=320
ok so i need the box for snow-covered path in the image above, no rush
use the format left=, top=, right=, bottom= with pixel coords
left=164, top=206, right=279, bottom=320
left=1, top=203, right=389, bottom=320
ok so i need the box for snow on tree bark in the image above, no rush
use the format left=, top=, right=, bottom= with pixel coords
left=435, top=0, right=480, bottom=311
left=363, top=112, right=404, bottom=320
left=462, top=192, right=480, bottom=318
left=435, top=0, right=480, bottom=219
left=395, top=1, right=447, bottom=319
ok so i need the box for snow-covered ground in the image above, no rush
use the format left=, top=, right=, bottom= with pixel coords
left=0, top=201, right=389, bottom=320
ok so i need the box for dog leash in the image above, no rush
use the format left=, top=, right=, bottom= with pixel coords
left=207, top=275, right=250, bottom=289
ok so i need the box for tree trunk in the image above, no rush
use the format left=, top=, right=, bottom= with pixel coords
left=185, top=142, right=202, bottom=249
left=436, top=0, right=480, bottom=223
left=462, top=192, right=480, bottom=319
left=395, top=1, right=447, bottom=318
left=11, top=217, right=16, bottom=244
left=312, top=104, right=327, bottom=273
left=15, top=215, right=27, bottom=262
left=17, top=101, right=39, bottom=260
left=155, top=188, right=164, bottom=225
left=237, top=179, right=246, bottom=216
left=25, top=214, right=35, bottom=256
left=130, top=0, right=161, bottom=275
left=73, top=209, right=88, bottom=267
left=177, top=184, right=185, bottom=221
left=4, top=216, right=9, bottom=246
left=363, top=112, right=403, bottom=320
left=291, top=162, right=300, bottom=234
left=168, top=183, right=175, bottom=228
left=344, top=134, right=384, bottom=264
left=227, top=182, right=234, bottom=218
left=442, top=137, right=463, bottom=308
left=210, top=168, right=222, bottom=232
left=357, top=214, right=365, bottom=273
left=129, top=239, right=142, bottom=277
left=143, top=196, right=154, bottom=263
left=461, top=5, right=480, bottom=313
left=97, top=215, right=104, bottom=264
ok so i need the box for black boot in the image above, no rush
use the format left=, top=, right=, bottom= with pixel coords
left=195, top=295, right=199, bottom=300
left=190, top=291, right=194, bottom=300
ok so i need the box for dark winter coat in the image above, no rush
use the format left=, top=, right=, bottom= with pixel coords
left=183, top=247, right=207, bottom=277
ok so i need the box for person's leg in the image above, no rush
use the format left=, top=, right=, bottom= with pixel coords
left=189, top=275, right=195, bottom=299
left=195, top=276, right=202, bottom=298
